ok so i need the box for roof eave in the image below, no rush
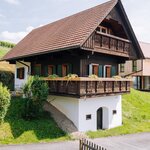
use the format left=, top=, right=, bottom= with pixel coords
left=2, top=45, right=81, bottom=61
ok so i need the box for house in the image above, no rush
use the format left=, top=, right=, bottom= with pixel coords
left=119, top=42, right=150, bottom=91
left=3, top=0, right=143, bottom=132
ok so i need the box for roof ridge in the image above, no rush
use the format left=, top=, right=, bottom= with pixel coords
left=34, top=0, right=115, bottom=31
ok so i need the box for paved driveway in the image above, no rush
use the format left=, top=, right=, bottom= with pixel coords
left=0, top=132, right=149, bottom=150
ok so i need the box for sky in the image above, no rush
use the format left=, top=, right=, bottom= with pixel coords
left=0, top=0, right=150, bottom=44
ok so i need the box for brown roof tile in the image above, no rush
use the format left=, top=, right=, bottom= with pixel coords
left=3, top=0, right=118, bottom=60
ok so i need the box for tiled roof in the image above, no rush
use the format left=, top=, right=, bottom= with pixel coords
left=3, top=0, right=118, bottom=60
left=139, top=42, right=150, bottom=58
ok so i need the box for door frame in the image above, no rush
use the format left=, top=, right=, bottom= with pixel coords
left=97, top=107, right=103, bottom=130
left=97, top=107, right=109, bottom=130
left=103, top=65, right=111, bottom=78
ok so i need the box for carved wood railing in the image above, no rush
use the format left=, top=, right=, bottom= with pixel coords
left=44, top=77, right=131, bottom=98
left=82, top=31, right=131, bottom=57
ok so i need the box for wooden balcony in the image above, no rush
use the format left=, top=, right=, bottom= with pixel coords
left=82, top=31, right=131, bottom=57
left=43, top=77, right=131, bottom=98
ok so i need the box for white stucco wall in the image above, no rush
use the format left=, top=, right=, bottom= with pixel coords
left=78, top=95, right=122, bottom=131
left=49, top=95, right=122, bottom=132
left=143, top=59, right=150, bottom=76
left=15, top=61, right=31, bottom=90
left=50, top=96, right=79, bottom=129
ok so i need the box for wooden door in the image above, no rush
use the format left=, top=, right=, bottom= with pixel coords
left=93, top=65, right=99, bottom=76
left=62, top=64, right=68, bottom=77
left=106, top=66, right=111, bottom=78
left=97, top=107, right=103, bottom=130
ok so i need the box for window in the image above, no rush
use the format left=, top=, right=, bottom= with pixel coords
left=33, top=64, right=41, bottom=76
left=101, top=28, right=107, bottom=33
left=17, top=67, right=25, bottom=79
left=132, top=60, right=137, bottom=72
left=89, top=64, right=103, bottom=77
left=62, top=64, right=68, bottom=77
left=48, top=65, right=55, bottom=75
left=120, top=64, right=125, bottom=73
left=105, top=66, right=111, bottom=78
left=57, top=64, right=72, bottom=77
left=92, top=65, right=99, bottom=76
left=98, top=26, right=108, bottom=34
left=86, top=114, right=91, bottom=120
left=113, top=110, right=117, bottom=115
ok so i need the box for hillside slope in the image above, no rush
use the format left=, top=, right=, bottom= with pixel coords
left=0, top=41, right=15, bottom=73
left=0, top=46, right=11, bottom=59
left=87, top=89, right=150, bottom=137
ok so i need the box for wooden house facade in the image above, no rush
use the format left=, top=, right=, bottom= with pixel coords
left=3, top=0, right=143, bottom=131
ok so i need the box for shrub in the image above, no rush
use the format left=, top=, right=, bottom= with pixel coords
left=0, top=83, right=11, bottom=123
left=0, top=71, right=14, bottom=91
left=23, top=76, right=49, bottom=119
left=88, top=74, right=98, bottom=79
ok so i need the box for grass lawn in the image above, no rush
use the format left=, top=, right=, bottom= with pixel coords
left=0, top=97, right=70, bottom=145
left=0, top=89, right=149, bottom=144
left=87, top=89, right=150, bottom=138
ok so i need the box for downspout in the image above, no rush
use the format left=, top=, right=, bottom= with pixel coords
left=17, top=61, right=31, bottom=75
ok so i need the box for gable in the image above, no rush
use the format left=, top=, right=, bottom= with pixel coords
left=107, top=5, right=142, bottom=59
left=82, top=0, right=144, bottom=60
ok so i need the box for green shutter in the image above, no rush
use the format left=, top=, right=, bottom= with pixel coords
left=68, top=64, right=72, bottom=74
left=53, top=65, right=56, bottom=74
left=98, top=65, right=103, bottom=77
left=111, top=66, right=116, bottom=77
left=34, top=66, right=41, bottom=76
left=57, top=65, right=62, bottom=77
left=44, top=65, right=48, bottom=77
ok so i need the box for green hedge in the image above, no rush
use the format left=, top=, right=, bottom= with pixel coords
left=0, top=71, right=14, bottom=91
left=0, top=41, right=15, bottom=48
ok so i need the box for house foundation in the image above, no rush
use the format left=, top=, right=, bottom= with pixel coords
left=48, top=95, right=122, bottom=132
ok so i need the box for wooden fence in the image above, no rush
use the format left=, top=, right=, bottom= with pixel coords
left=79, top=139, right=107, bottom=150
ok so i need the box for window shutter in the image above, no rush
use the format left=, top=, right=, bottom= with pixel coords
left=44, top=65, right=48, bottom=77
left=68, top=64, right=72, bottom=74
left=22, top=68, right=25, bottom=79
left=17, top=68, right=19, bottom=78
left=57, top=65, right=62, bottom=77
left=34, top=65, right=41, bottom=76
left=98, top=65, right=103, bottom=77
left=53, top=65, right=56, bottom=74
left=111, top=66, right=116, bottom=77
left=89, top=64, right=93, bottom=75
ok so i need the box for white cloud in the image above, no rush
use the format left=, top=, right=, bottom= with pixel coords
left=0, top=14, right=5, bottom=18
left=0, top=26, right=34, bottom=43
left=4, top=0, right=20, bottom=5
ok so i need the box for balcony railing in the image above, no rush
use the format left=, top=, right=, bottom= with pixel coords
left=82, top=31, right=131, bottom=57
left=43, top=77, right=131, bottom=98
